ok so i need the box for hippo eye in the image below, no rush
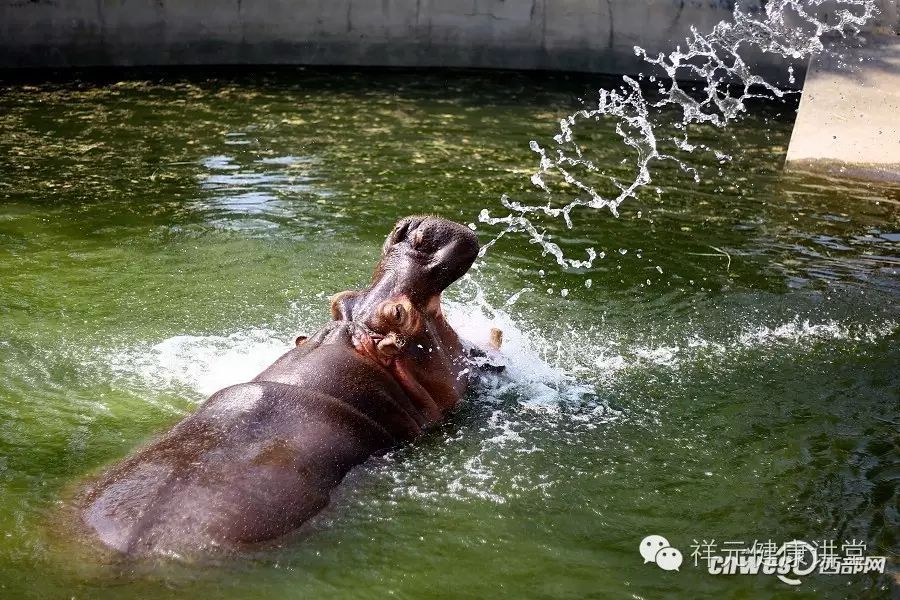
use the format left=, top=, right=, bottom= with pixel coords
left=411, top=229, right=424, bottom=249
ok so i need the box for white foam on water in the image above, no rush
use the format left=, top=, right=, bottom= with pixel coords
left=107, top=328, right=291, bottom=399
left=98, top=288, right=897, bottom=412
left=447, top=281, right=899, bottom=404
left=93, top=291, right=897, bottom=508
left=444, top=292, right=601, bottom=409
left=631, top=345, right=681, bottom=368
left=377, top=304, right=897, bottom=507
left=737, top=318, right=898, bottom=347
left=566, top=317, right=898, bottom=377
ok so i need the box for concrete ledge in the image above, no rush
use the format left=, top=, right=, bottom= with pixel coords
left=785, top=159, right=900, bottom=183
left=785, top=34, right=900, bottom=183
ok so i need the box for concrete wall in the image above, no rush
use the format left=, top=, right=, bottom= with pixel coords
left=785, top=33, right=900, bottom=182
left=0, top=0, right=796, bottom=78
left=784, top=1, right=899, bottom=182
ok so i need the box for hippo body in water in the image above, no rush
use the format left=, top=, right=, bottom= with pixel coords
left=77, top=216, right=482, bottom=557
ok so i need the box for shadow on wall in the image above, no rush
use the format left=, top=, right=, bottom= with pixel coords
left=0, top=0, right=797, bottom=80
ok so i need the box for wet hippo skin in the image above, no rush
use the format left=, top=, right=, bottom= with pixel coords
left=77, top=216, right=479, bottom=557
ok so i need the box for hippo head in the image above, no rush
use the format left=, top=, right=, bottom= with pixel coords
left=306, top=216, right=479, bottom=421
left=330, top=215, right=479, bottom=327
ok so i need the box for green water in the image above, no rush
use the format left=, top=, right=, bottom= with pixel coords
left=0, top=68, right=897, bottom=599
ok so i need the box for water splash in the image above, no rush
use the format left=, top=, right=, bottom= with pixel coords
left=96, top=297, right=598, bottom=411
left=86, top=283, right=897, bottom=505
left=95, top=287, right=897, bottom=413
left=478, top=0, right=880, bottom=269
left=106, top=328, right=290, bottom=398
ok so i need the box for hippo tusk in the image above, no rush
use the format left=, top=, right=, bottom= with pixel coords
left=376, top=333, right=406, bottom=359
left=489, top=328, right=503, bottom=350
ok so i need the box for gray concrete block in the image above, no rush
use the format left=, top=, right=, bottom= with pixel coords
left=786, top=34, right=900, bottom=182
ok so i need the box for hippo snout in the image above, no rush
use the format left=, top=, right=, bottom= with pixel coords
left=384, top=216, right=478, bottom=259
left=381, top=216, right=479, bottom=293
left=330, top=215, right=479, bottom=323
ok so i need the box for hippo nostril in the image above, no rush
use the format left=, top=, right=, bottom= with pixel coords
left=411, top=229, right=425, bottom=249
left=393, top=219, right=413, bottom=242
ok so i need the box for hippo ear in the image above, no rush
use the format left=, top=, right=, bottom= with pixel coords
left=330, top=290, right=361, bottom=321
left=489, top=328, right=503, bottom=350
left=295, top=335, right=308, bottom=346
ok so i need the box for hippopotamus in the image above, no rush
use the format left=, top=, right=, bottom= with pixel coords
left=76, top=215, right=489, bottom=557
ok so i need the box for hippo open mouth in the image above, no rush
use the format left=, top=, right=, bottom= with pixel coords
left=75, top=216, right=486, bottom=557
left=279, top=215, right=481, bottom=424
left=330, top=215, right=479, bottom=323
left=327, top=216, right=480, bottom=419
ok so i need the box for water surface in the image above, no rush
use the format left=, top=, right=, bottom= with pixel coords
left=0, top=68, right=897, bottom=598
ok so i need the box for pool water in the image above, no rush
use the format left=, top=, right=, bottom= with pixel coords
left=0, top=68, right=897, bottom=598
